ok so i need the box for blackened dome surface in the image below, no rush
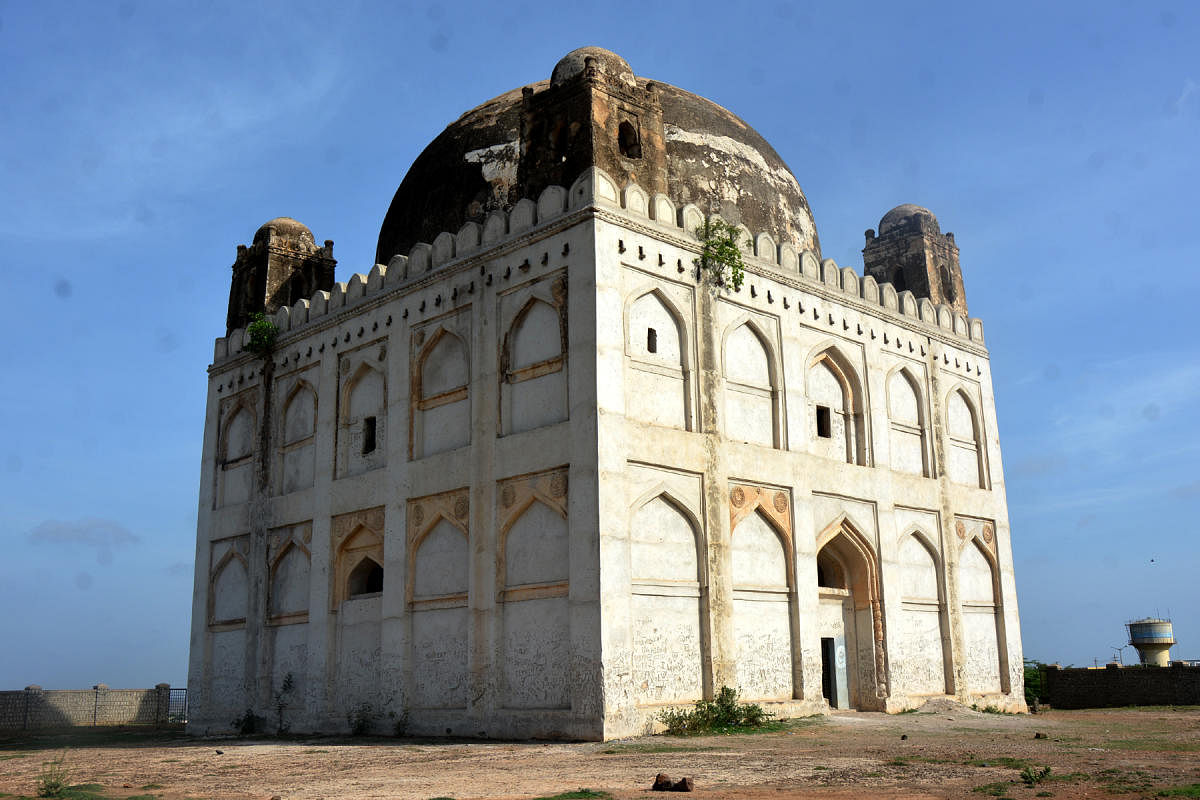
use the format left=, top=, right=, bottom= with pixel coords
left=375, top=57, right=820, bottom=264
left=655, top=82, right=819, bottom=254
left=879, top=204, right=940, bottom=236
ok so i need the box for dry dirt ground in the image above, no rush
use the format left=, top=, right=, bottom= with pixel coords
left=2, top=704, right=1199, bottom=800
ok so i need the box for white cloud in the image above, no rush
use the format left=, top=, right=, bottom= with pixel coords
left=1173, top=78, right=1197, bottom=114
left=1044, top=356, right=1200, bottom=459
left=1005, top=354, right=1200, bottom=517
left=28, top=518, right=140, bottom=549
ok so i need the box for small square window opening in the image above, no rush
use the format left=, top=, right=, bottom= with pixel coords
left=816, top=406, right=832, bottom=439
left=362, top=416, right=377, bottom=454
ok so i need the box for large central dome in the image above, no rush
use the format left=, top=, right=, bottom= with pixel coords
left=376, top=48, right=820, bottom=264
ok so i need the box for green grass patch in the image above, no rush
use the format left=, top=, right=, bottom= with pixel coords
left=971, top=704, right=1017, bottom=715
left=1097, top=768, right=1155, bottom=794
left=966, top=756, right=1033, bottom=769
left=1047, top=772, right=1090, bottom=783
left=1159, top=785, right=1200, bottom=797
left=658, top=715, right=818, bottom=738
left=51, top=785, right=107, bottom=800
left=0, top=727, right=188, bottom=752
left=1118, top=705, right=1200, bottom=712
left=599, top=743, right=718, bottom=754
left=702, top=719, right=795, bottom=736
left=529, top=792, right=610, bottom=800
left=886, top=758, right=909, bottom=766
left=812, top=765, right=828, bottom=771
left=972, top=782, right=1014, bottom=797
left=1107, top=738, right=1200, bottom=752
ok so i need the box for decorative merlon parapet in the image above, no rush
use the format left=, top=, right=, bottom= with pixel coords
left=214, top=167, right=986, bottom=363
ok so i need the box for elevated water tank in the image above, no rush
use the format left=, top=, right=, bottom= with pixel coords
left=1127, top=618, right=1175, bottom=666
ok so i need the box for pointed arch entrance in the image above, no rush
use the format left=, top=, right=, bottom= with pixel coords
left=815, top=516, right=888, bottom=710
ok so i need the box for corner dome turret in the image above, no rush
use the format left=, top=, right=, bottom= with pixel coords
left=254, top=217, right=315, bottom=246
left=878, top=204, right=940, bottom=236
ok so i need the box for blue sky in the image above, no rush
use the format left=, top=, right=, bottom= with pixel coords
left=1, top=1, right=1196, bottom=688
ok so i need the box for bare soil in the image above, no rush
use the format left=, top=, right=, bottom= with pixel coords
left=2, top=704, right=1199, bottom=800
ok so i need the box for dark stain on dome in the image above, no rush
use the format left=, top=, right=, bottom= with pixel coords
left=376, top=49, right=820, bottom=265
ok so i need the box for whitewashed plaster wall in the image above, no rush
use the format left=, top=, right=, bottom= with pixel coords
left=590, top=185, right=1023, bottom=734
left=730, top=511, right=793, bottom=700
left=628, top=494, right=705, bottom=704
left=190, top=171, right=1024, bottom=741
left=189, top=208, right=606, bottom=739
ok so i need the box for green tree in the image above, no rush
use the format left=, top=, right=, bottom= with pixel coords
left=695, top=220, right=747, bottom=290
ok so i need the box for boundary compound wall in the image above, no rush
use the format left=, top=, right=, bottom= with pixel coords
left=0, top=684, right=180, bottom=730
left=1042, top=664, right=1200, bottom=709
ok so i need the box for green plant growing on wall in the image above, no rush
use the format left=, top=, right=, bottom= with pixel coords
left=694, top=219, right=747, bottom=290
left=273, top=672, right=294, bottom=734
left=246, top=312, right=279, bottom=356
left=232, top=707, right=264, bottom=735
left=347, top=702, right=372, bottom=735
left=1024, top=658, right=1047, bottom=707
left=658, top=685, right=772, bottom=735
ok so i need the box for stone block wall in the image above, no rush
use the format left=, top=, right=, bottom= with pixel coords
left=0, top=685, right=174, bottom=730
left=1042, top=664, right=1200, bottom=709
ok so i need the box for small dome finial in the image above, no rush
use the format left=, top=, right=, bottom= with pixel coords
left=254, top=217, right=315, bottom=246
left=551, top=47, right=636, bottom=89
left=878, top=204, right=940, bottom=236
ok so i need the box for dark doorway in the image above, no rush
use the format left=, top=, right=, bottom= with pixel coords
left=821, top=637, right=835, bottom=703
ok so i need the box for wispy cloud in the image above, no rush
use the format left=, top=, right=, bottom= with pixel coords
left=1042, top=357, right=1200, bottom=460
left=29, top=518, right=139, bottom=566
left=1170, top=481, right=1200, bottom=499
left=1015, top=482, right=1165, bottom=516
left=1172, top=78, right=1197, bottom=115
left=1008, top=451, right=1070, bottom=478
left=1007, top=354, right=1200, bottom=518
left=29, top=518, right=139, bottom=548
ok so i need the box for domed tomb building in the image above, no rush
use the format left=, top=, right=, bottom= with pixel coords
left=188, top=48, right=1024, bottom=739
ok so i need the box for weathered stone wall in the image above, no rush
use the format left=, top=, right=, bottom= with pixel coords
left=0, top=685, right=173, bottom=730
left=1042, top=665, right=1200, bottom=709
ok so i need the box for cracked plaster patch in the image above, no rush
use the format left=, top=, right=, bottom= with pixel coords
left=464, top=140, right=520, bottom=185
